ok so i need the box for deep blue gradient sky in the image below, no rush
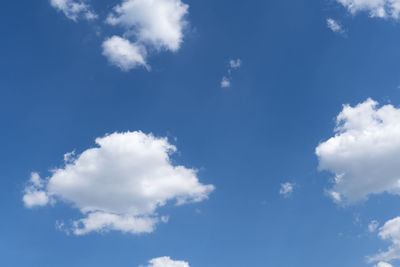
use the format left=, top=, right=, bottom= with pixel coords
left=2, top=1, right=400, bottom=266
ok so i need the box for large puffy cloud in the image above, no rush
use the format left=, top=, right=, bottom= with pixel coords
left=316, top=99, right=400, bottom=204
left=22, top=131, right=214, bottom=235
left=50, top=0, right=97, bottom=21
left=106, top=0, right=188, bottom=52
left=369, top=217, right=400, bottom=263
left=143, top=257, right=190, bottom=267
left=336, top=0, right=400, bottom=19
left=102, top=36, right=148, bottom=71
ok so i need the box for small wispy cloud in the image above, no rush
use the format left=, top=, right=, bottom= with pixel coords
left=50, top=0, right=97, bottom=21
left=368, top=220, right=379, bottom=233
left=279, top=182, right=295, bottom=198
left=327, top=18, right=345, bottom=35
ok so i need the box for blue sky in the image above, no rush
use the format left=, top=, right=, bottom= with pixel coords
left=2, top=0, right=400, bottom=267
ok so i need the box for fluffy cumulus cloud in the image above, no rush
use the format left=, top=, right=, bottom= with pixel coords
left=326, top=18, right=345, bottom=34
left=50, top=0, right=97, bottom=21
left=316, top=99, right=400, bottom=204
left=22, top=131, right=214, bottom=235
left=369, top=217, right=400, bottom=263
left=336, top=0, right=400, bottom=19
left=23, top=173, right=50, bottom=208
left=102, top=0, right=189, bottom=71
left=106, top=0, right=189, bottom=52
left=279, top=182, right=295, bottom=198
left=102, top=36, right=148, bottom=71
left=143, top=257, right=190, bottom=267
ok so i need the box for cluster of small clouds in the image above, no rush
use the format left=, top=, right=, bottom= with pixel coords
left=23, top=131, right=214, bottom=235
left=220, top=59, right=241, bottom=88
left=40, top=1, right=400, bottom=265
left=316, top=99, right=400, bottom=265
left=279, top=182, right=295, bottom=198
left=49, top=0, right=189, bottom=71
left=336, top=0, right=400, bottom=19
left=328, top=0, right=400, bottom=36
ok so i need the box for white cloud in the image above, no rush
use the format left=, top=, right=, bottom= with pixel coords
left=374, top=262, right=394, bottom=267
left=279, top=182, right=295, bottom=198
left=327, top=190, right=342, bottom=203
left=73, top=212, right=159, bottom=235
left=50, top=0, right=97, bottom=21
left=220, top=76, right=231, bottom=88
left=369, top=220, right=380, bottom=232
left=143, top=257, right=190, bottom=267
left=22, top=173, right=50, bottom=208
left=23, top=131, right=214, bottom=235
left=106, top=0, right=189, bottom=52
left=327, top=18, right=345, bottom=34
left=49, top=0, right=190, bottom=71
left=336, top=0, right=400, bottom=19
left=369, top=217, right=400, bottom=263
left=220, top=58, right=241, bottom=88
left=103, top=0, right=189, bottom=70
left=316, top=99, right=400, bottom=204
left=229, top=59, right=241, bottom=69
left=102, top=36, right=148, bottom=71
